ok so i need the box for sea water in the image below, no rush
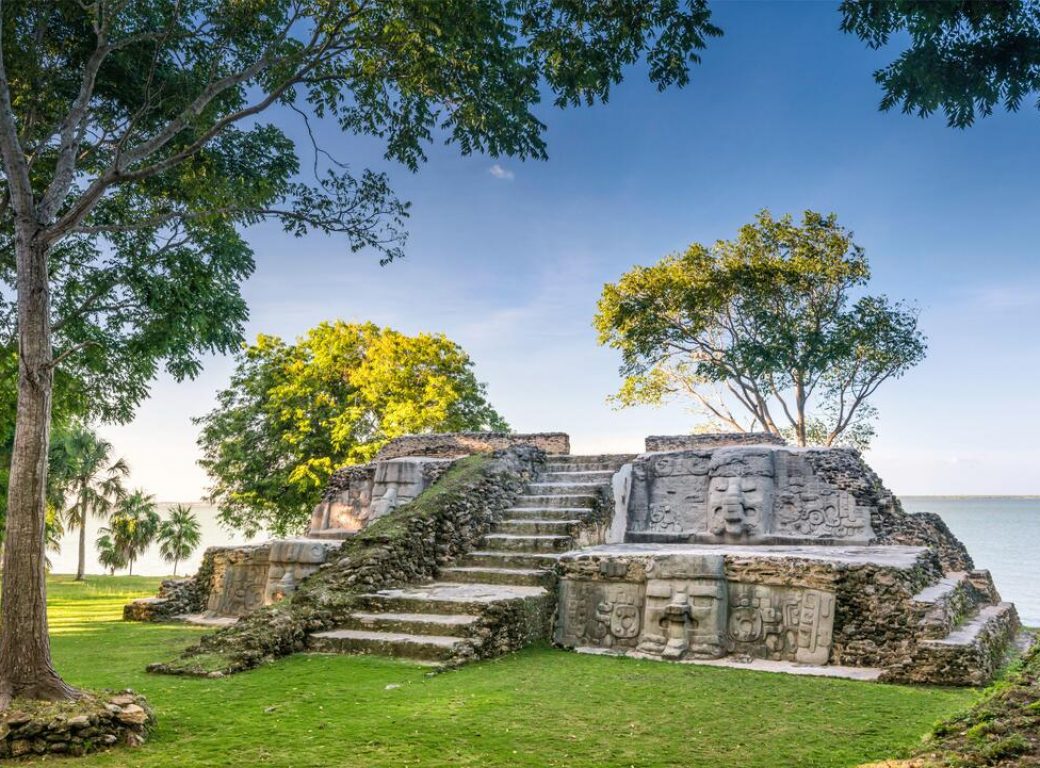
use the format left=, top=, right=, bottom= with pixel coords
left=902, top=496, right=1040, bottom=627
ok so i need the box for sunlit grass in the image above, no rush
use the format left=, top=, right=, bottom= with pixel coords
left=20, top=575, right=981, bottom=767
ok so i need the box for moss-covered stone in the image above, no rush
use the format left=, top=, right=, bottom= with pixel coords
left=863, top=633, right=1040, bottom=767
left=0, top=690, right=153, bottom=759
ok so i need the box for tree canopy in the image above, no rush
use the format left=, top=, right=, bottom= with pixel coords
left=0, top=0, right=723, bottom=703
left=197, top=321, right=509, bottom=536
left=841, top=0, right=1040, bottom=127
left=595, top=210, right=927, bottom=448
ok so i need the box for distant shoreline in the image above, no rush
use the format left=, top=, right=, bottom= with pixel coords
left=901, top=495, right=1040, bottom=500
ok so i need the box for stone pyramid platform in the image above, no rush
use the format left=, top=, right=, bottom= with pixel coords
left=307, top=454, right=630, bottom=663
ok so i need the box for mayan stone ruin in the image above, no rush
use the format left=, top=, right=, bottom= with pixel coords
left=128, top=432, right=1023, bottom=685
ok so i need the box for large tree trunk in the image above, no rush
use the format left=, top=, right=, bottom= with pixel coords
left=0, top=232, right=78, bottom=707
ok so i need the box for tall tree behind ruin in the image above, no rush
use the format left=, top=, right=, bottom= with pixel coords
left=0, top=0, right=723, bottom=705
left=196, top=322, right=509, bottom=537
left=595, top=210, right=927, bottom=448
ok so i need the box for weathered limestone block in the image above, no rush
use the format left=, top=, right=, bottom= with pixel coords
left=309, top=457, right=455, bottom=538
left=645, top=432, right=787, bottom=452
left=206, top=545, right=272, bottom=617
left=203, top=539, right=341, bottom=617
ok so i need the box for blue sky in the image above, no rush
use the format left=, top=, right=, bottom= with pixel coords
left=101, top=2, right=1040, bottom=499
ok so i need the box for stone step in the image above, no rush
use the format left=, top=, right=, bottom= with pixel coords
left=495, top=519, right=582, bottom=536
left=901, top=601, right=1021, bottom=686
left=355, top=582, right=548, bottom=615
left=545, top=454, right=631, bottom=467
left=537, top=470, right=615, bottom=484
left=481, top=533, right=574, bottom=553
left=308, top=628, right=463, bottom=661
left=438, top=566, right=554, bottom=588
left=543, top=464, right=618, bottom=474
left=526, top=481, right=605, bottom=495
left=459, top=551, right=563, bottom=570
left=912, top=572, right=976, bottom=639
left=921, top=602, right=1018, bottom=650
left=341, top=611, right=478, bottom=637
left=500, top=507, right=593, bottom=521
left=513, top=494, right=599, bottom=509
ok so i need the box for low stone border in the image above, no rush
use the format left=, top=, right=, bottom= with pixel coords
left=0, top=690, right=153, bottom=759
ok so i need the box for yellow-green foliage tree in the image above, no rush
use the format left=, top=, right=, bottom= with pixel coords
left=197, top=321, right=508, bottom=536
left=595, top=210, right=927, bottom=449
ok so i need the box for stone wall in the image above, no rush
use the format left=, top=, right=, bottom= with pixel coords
left=644, top=433, right=787, bottom=452
left=149, top=447, right=545, bottom=676
left=123, top=577, right=203, bottom=622
left=374, top=432, right=569, bottom=460
left=555, top=545, right=940, bottom=669
left=124, top=550, right=219, bottom=622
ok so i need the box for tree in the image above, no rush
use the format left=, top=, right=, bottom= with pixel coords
left=0, top=0, right=721, bottom=703
left=197, top=321, right=509, bottom=537
left=49, top=424, right=128, bottom=580
left=107, top=490, right=159, bottom=576
left=841, top=0, right=1040, bottom=127
left=157, top=504, right=201, bottom=577
left=595, top=210, right=927, bottom=449
left=43, top=507, right=63, bottom=573
left=94, top=530, right=126, bottom=576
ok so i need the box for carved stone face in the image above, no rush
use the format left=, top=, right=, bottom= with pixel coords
left=705, top=449, right=776, bottom=538
left=708, top=475, right=774, bottom=537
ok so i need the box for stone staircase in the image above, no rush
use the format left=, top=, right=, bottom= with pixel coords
left=308, top=455, right=628, bottom=663
left=884, top=569, right=1020, bottom=684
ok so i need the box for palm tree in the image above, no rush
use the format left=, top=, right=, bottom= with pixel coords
left=43, top=508, right=64, bottom=573
left=108, top=490, right=160, bottom=575
left=52, top=424, right=129, bottom=580
left=95, top=529, right=127, bottom=576
left=157, top=504, right=202, bottom=576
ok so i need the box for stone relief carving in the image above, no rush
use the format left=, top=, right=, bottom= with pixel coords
left=206, top=540, right=339, bottom=617
left=556, top=581, right=645, bottom=650
left=726, top=584, right=835, bottom=664
left=264, top=540, right=338, bottom=604
left=626, top=446, right=874, bottom=544
left=309, top=457, right=454, bottom=538
left=206, top=549, right=270, bottom=617
left=636, top=554, right=727, bottom=659
left=706, top=449, right=775, bottom=539
left=557, top=569, right=835, bottom=665
left=628, top=452, right=710, bottom=536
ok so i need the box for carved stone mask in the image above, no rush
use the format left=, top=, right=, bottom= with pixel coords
left=706, top=449, right=775, bottom=538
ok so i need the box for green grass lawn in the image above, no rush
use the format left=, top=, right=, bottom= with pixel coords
left=29, top=575, right=978, bottom=768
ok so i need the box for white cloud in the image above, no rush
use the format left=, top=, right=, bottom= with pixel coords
left=489, top=163, right=515, bottom=181
left=969, top=283, right=1040, bottom=310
